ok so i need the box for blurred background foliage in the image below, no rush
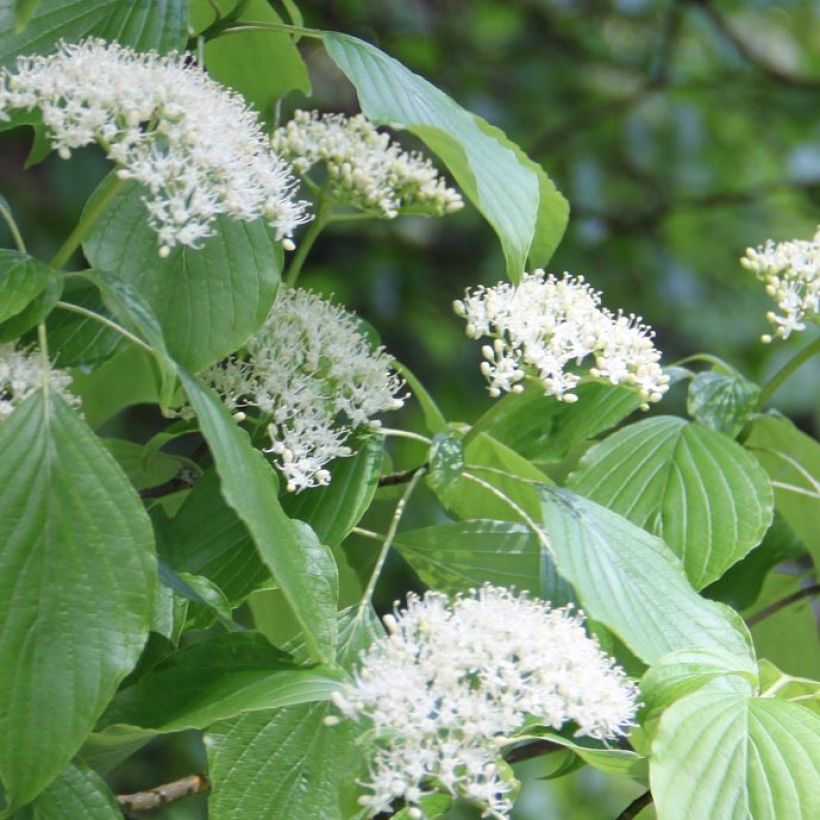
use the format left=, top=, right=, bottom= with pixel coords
left=1, top=1, right=818, bottom=818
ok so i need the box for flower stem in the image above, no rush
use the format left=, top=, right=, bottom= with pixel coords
left=0, top=199, right=26, bottom=253
left=757, top=335, right=820, bottom=409
left=49, top=172, right=126, bottom=270
left=358, top=467, right=426, bottom=614
left=284, top=197, right=329, bottom=287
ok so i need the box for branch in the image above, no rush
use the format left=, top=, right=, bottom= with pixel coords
left=503, top=738, right=564, bottom=764
left=117, top=775, right=209, bottom=812
left=378, top=465, right=426, bottom=487
left=746, top=583, right=820, bottom=628
left=616, top=790, right=653, bottom=820
left=689, top=0, right=820, bottom=91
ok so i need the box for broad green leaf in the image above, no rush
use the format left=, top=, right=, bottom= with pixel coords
left=651, top=688, right=820, bottom=820
left=538, top=487, right=752, bottom=664
left=31, top=761, right=120, bottom=819
left=177, top=571, right=235, bottom=630
left=568, top=416, right=773, bottom=589
left=84, top=179, right=282, bottom=371
left=393, top=360, right=447, bottom=434
left=197, top=0, right=310, bottom=118
left=206, top=608, right=380, bottom=820
left=437, top=432, right=552, bottom=521
left=13, top=0, right=44, bottom=32
left=46, top=279, right=123, bottom=366
left=81, top=269, right=178, bottom=409
left=0, top=0, right=187, bottom=65
left=687, top=369, right=760, bottom=438
left=97, top=632, right=342, bottom=736
left=758, top=659, right=820, bottom=716
left=474, top=381, right=642, bottom=466
left=705, top=512, right=807, bottom=611
left=394, top=519, right=574, bottom=606
left=282, top=434, right=384, bottom=548
left=0, top=391, right=155, bottom=810
left=640, top=647, right=758, bottom=726
left=180, top=372, right=338, bottom=662
left=426, top=432, right=465, bottom=494
left=157, top=470, right=270, bottom=605
left=322, top=33, right=568, bottom=281
left=0, top=249, right=51, bottom=323
left=68, top=346, right=159, bottom=428
left=0, top=274, right=61, bottom=341
left=745, top=413, right=820, bottom=569
left=102, top=438, right=184, bottom=491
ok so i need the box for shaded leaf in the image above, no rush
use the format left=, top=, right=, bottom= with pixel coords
left=31, top=761, right=120, bottom=819
left=687, top=369, right=760, bottom=438
left=0, top=249, right=51, bottom=324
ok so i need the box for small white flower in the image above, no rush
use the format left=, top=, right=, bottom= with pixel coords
left=456, top=271, right=669, bottom=407
left=0, top=39, right=310, bottom=251
left=741, top=227, right=820, bottom=342
left=0, top=343, right=79, bottom=419
left=272, top=110, right=464, bottom=219
left=333, top=585, right=638, bottom=818
left=200, top=287, right=404, bottom=491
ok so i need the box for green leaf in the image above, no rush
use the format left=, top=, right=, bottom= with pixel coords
left=102, top=438, right=184, bottom=491
left=176, top=571, right=236, bottom=630
left=687, top=369, right=760, bottom=438
left=538, top=487, right=752, bottom=664
left=567, top=416, right=773, bottom=589
left=200, top=0, right=310, bottom=119
left=475, top=381, right=642, bottom=466
left=640, top=647, right=758, bottom=726
left=519, top=731, right=647, bottom=779
left=437, top=432, right=552, bottom=521
left=394, top=519, right=574, bottom=605
left=81, top=269, right=178, bottom=409
left=157, top=470, right=270, bottom=605
left=745, top=413, right=820, bottom=570
left=0, top=250, right=51, bottom=323
left=13, top=0, right=44, bottom=32
left=282, top=434, right=384, bottom=548
left=0, top=391, right=155, bottom=810
left=0, top=274, right=61, bottom=341
left=31, top=761, right=120, bottom=819
left=322, top=33, right=568, bottom=281
left=206, top=608, right=380, bottom=820
left=426, top=432, right=465, bottom=494
left=0, top=0, right=187, bottom=66
left=180, top=372, right=338, bottom=662
left=83, top=179, right=282, bottom=371
left=68, top=346, right=159, bottom=428
left=46, top=279, right=123, bottom=367
left=651, top=687, right=820, bottom=820
left=97, top=632, right=342, bottom=736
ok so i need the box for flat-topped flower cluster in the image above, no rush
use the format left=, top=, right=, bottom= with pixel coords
left=272, top=109, right=464, bottom=219
left=454, top=270, right=669, bottom=406
left=202, top=287, right=404, bottom=492
left=741, top=226, right=819, bottom=342
left=331, top=585, right=638, bottom=818
left=0, top=39, right=309, bottom=253
left=0, top=343, right=78, bottom=419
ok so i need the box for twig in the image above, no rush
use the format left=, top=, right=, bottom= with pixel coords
left=689, top=0, right=820, bottom=91
left=503, top=738, right=564, bottom=764
left=616, top=789, right=653, bottom=820
left=378, top=465, right=426, bottom=487
left=138, top=476, right=193, bottom=500
left=746, top=583, right=820, bottom=628
left=116, top=775, right=209, bottom=812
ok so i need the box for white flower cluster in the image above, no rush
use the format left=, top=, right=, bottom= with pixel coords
left=201, top=287, right=404, bottom=492
left=272, top=109, right=464, bottom=219
left=740, top=227, right=819, bottom=342
left=0, top=39, right=310, bottom=253
left=0, top=343, right=78, bottom=419
left=454, top=270, right=669, bottom=407
left=331, top=586, right=638, bottom=819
